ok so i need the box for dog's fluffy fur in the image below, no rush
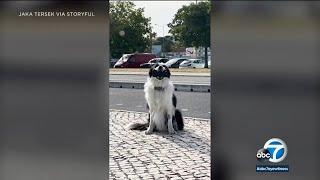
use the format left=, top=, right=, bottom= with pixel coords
left=127, top=64, right=184, bottom=134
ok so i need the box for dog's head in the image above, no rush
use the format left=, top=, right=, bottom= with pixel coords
left=149, top=63, right=171, bottom=80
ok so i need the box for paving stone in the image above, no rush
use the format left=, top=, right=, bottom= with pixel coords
left=109, top=110, right=211, bottom=179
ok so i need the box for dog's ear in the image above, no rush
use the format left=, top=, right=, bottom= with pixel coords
left=149, top=66, right=154, bottom=77
left=164, top=65, right=171, bottom=78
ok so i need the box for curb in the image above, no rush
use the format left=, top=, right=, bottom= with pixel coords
left=110, top=72, right=210, bottom=77
left=109, top=81, right=211, bottom=93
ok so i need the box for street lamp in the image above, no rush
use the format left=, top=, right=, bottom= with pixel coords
left=154, top=24, right=165, bottom=56
left=119, top=30, right=125, bottom=57
left=119, top=30, right=125, bottom=37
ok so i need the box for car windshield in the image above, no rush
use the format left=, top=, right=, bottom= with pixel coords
left=120, top=54, right=130, bottom=62
left=177, top=59, right=185, bottom=63
left=189, top=59, right=202, bottom=63
left=167, top=58, right=180, bottom=63
left=159, top=59, right=168, bottom=63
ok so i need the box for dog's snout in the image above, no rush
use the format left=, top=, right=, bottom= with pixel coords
left=158, top=66, right=163, bottom=70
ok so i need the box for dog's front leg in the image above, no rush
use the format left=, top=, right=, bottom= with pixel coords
left=167, top=113, right=176, bottom=134
left=145, top=111, right=155, bottom=135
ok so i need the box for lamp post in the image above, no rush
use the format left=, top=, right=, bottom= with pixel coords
left=119, top=30, right=125, bottom=37
left=119, top=30, right=125, bottom=57
left=154, top=24, right=165, bottom=56
left=150, top=29, right=153, bottom=53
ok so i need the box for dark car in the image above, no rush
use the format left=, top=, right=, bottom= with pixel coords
left=139, top=58, right=169, bottom=68
left=110, top=58, right=118, bottom=68
left=114, top=53, right=156, bottom=68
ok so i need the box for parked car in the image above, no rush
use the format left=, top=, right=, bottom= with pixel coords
left=165, top=58, right=188, bottom=68
left=179, top=59, right=205, bottom=68
left=140, top=58, right=169, bottom=68
left=114, top=53, right=156, bottom=68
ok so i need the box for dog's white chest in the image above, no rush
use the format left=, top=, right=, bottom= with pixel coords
left=150, top=91, right=167, bottom=109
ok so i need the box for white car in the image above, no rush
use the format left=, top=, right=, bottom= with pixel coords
left=179, top=59, right=205, bottom=68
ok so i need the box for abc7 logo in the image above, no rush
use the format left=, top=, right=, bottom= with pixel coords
left=257, top=138, right=287, bottom=163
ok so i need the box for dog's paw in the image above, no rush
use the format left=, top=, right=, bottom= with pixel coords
left=145, top=129, right=153, bottom=135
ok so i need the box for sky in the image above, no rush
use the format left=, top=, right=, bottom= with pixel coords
left=132, top=1, right=198, bottom=37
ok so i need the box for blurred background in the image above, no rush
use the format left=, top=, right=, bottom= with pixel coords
left=0, top=1, right=107, bottom=180
left=212, top=1, right=319, bottom=180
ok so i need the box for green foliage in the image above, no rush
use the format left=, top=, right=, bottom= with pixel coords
left=168, top=1, right=211, bottom=48
left=110, top=2, right=153, bottom=58
left=168, top=1, right=211, bottom=67
left=152, top=36, right=174, bottom=52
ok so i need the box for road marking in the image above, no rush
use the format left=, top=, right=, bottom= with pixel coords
left=136, top=105, right=143, bottom=108
left=181, top=109, right=188, bottom=111
left=116, top=104, right=123, bottom=106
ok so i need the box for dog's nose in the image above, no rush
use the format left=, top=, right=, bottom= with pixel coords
left=158, top=66, right=163, bottom=71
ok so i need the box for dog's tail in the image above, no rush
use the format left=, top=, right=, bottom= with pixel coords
left=175, top=109, right=184, bottom=130
left=126, top=122, right=148, bottom=131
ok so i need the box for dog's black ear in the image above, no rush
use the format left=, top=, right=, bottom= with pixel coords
left=149, top=66, right=153, bottom=77
left=164, top=65, right=171, bottom=78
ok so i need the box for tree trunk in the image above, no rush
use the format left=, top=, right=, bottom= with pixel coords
left=204, top=46, right=208, bottom=68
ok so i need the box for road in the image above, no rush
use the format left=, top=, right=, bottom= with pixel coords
left=109, top=88, right=211, bottom=119
left=110, top=74, right=210, bottom=85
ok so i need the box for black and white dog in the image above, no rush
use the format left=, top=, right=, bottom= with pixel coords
left=127, top=64, right=184, bottom=134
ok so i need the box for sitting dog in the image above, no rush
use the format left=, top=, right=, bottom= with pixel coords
left=127, top=64, right=184, bottom=134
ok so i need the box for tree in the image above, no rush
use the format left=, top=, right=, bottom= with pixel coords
left=168, top=1, right=211, bottom=68
left=110, top=2, right=153, bottom=58
left=152, top=36, right=174, bottom=52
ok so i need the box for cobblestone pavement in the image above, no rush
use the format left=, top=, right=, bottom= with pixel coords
left=109, top=109, right=211, bottom=180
